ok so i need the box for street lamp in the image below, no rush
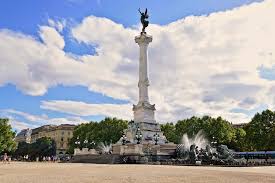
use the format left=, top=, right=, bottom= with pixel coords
left=153, top=133, right=160, bottom=145
left=122, top=133, right=127, bottom=145
left=211, top=136, right=217, bottom=147
left=75, top=136, right=81, bottom=148
left=89, top=141, right=96, bottom=149
left=135, top=127, right=142, bottom=144
left=83, top=139, right=88, bottom=148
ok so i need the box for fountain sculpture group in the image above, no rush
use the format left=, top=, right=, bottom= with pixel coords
left=73, top=9, right=239, bottom=165
left=175, top=131, right=236, bottom=165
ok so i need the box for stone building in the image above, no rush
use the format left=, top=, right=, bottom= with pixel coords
left=17, top=124, right=75, bottom=155
left=15, top=128, right=32, bottom=145
left=31, top=124, right=75, bottom=155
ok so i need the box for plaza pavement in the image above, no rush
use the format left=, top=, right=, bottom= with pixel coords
left=0, top=162, right=275, bottom=183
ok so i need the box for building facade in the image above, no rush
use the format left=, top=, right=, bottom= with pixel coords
left=15, top=128, right=32, bottom=145
left=17, top=124, right=75, bottom=155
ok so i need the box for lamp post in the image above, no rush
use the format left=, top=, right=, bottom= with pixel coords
left=211, top=136, right=217, bottom=147
left=75, top=136, right=81, bottom=148
left=153, top=133, right=160, bottom=145
left=89, top=141, right=96, bottom=149
left=122, top=133, right=127, bottom=145
left=135, top=127, right=143, bottom=144
left=83, top=139, right=88, bottom=148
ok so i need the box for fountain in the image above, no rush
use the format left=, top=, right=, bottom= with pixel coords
left=181, top=130, right=209, bottom=152
left=98, top=142, right=112, bottom=154
left=176, top=130, right=237, bottom=165
left=72, top=9, right=248, bottom=166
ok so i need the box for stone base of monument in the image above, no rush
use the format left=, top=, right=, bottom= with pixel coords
left=74, top=148, right=97, bottom=156
left=123, top=121, right=168, bottom=145
left=110, top=143, right=177, bottom=164
left=71, top=143, right=177, bottom=164
left=112, top=143, right=176, bottom=156
left=112, top=144, right=144, bottom=155
left=71, top=154, right=121, bottom=164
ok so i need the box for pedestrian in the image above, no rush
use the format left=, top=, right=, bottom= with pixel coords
left=8, top=156, right=11, bottom=164
left=3, top=153, right=8, bottom=164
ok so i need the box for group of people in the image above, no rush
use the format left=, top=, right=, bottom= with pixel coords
left=41, top=156, right=60, bottom=162
left=1, top=153, right=70, bottom=163
left=23, top=155, right=61, bottom=162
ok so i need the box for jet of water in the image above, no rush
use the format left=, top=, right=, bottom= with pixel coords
left=181, top=130, right=209, bottom=151
left=98, top=142, right=112, bottom=154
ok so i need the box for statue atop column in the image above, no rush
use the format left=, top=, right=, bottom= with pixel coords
left=113, top=8, right=168, bottom=146
left=138, top=8, right=149, bottom=33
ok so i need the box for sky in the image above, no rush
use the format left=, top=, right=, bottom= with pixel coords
left=1, top=0, right=275, bottom=132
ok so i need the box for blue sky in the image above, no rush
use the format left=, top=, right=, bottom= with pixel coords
left=1, top=0, right=274, bottom=131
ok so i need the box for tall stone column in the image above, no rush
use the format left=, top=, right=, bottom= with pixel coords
left=133, top=33, right=156, bottom=123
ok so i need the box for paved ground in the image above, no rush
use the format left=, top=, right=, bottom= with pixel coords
left=0, top=162, right=275, bottom=183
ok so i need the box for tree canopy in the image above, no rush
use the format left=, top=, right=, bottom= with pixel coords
left=244, top=109, right=275, bottom=151
left=161, top=110, right=275, bottom=151
left=10, top=109, right=275, bottom=155
left=0, top=118, right=16, bottom=154
left=68, top=117, right=128, bottom=153
left=14, top=137, right=56, bottom=159
left=162, top=116, right=236, bottom=146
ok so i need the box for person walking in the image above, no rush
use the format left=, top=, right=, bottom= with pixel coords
left=8, top=156, right=11, bottom=164
left=3, top=153, right=8, bottom=164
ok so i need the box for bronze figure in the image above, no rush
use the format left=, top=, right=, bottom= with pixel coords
left=138, top=8, right=149, bottom=33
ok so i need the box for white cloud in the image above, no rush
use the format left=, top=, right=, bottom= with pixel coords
left=39, top=26, right=65, bottom=49
left=1, top=109, right=87, bottom=130
left=48, top=19, right=66, bottom=32
left=41, top=100, right=132, bottom=120
left=1, top=0, right=275, bottom=124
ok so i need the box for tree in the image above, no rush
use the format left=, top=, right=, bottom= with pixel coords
left=174, top=116, right=235, bottom=146
left=161, top=123, right=177, bottom=143
left=68, top=117, right=128, bottom=153
left=175, top=116, right=204, bottom=143
left=15, top=137, right=56, bottom=160
left=229, top=128, right=247, bottom=151
left=30, top=137, right=56, bottom=158
left=245, top=109, right=275, bottom=151
left=0, top=118, right=16, bottom=154
left=14, top=141, right=30, bottom=158
left=203, top=116, right=235, bottom=145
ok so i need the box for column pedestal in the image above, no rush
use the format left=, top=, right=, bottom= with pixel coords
left=133, top=33, right=156, bottom=124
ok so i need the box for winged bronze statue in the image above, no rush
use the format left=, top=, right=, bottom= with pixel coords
left=138, top=8, right=149, bottom=33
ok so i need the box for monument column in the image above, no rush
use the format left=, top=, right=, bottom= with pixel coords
left=133, top=33, right=156, bottom=123
left=115, top=8, right=168, bottom=146
left=135, top=34, right=152, bottom=104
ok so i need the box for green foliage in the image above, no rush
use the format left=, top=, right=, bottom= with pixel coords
left=175, top=116, right=204, bottom=142
left=31, top=137, right=56, bottom=157
left=230, top=127, right=246, bottom=151
left=14, top=137, right=56, bottom=159
left=66, top=110, right=275, bottom=153
left=175, top=116, right=235, bottom=146
left=14, top=141, right=30, bottom=156
left=161, top=123, right=177, bottom=143
left=245, top=109, right=275, bottom=151
left=68, top=117, right=128, bottom=153
left=0, top=118, right=16, bottom=154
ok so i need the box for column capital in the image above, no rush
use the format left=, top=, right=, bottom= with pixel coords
left=135, top=33, right=152, bottom=45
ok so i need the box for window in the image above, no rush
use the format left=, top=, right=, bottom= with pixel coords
left=61, top=137, right=64, bottom=142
